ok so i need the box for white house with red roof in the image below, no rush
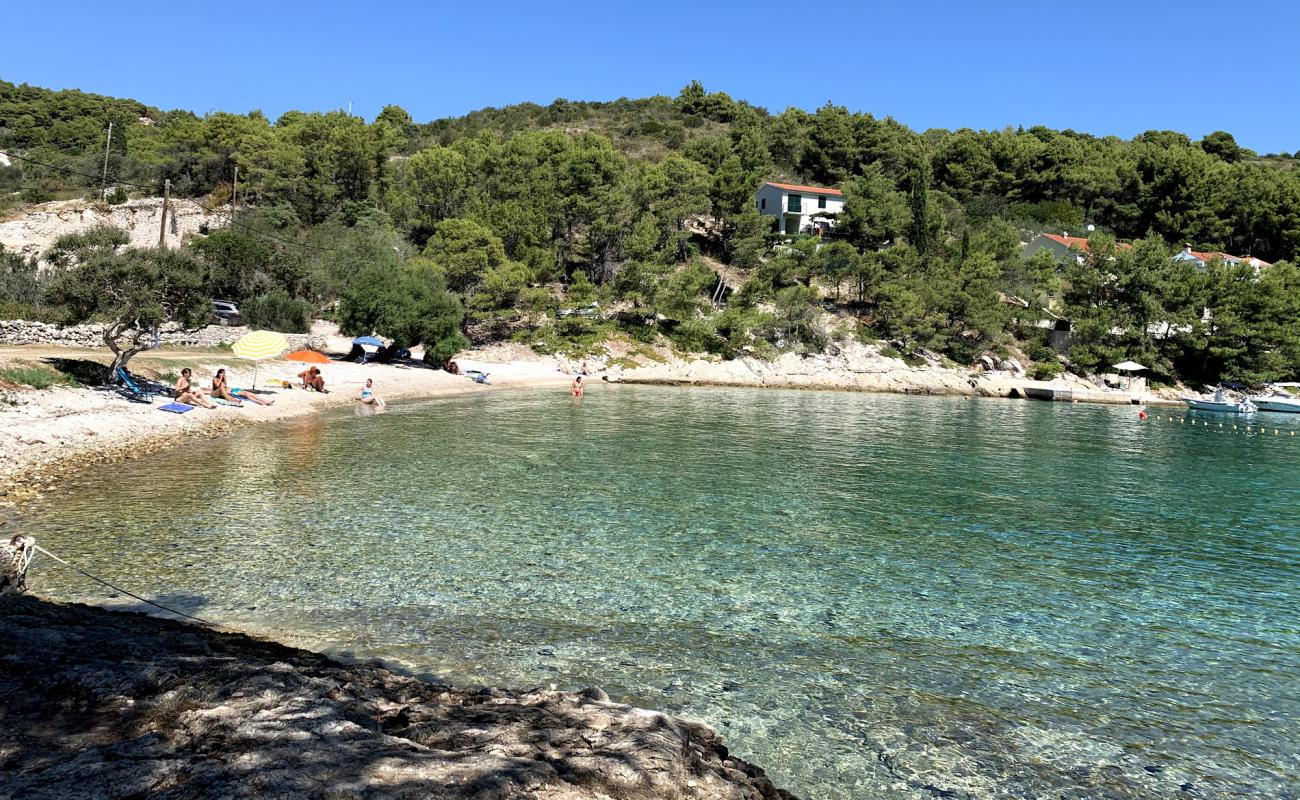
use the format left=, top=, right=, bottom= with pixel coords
left=1021, top=232, right=1132, bottom=263
left=1024, top=233, right=1271, bottom=272
left=1172, top=244, right=1272, bottom=272
left=755, top=181, right=844, bottom=235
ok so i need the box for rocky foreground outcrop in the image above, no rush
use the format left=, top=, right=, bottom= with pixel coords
left=0, top=596, right=796, bottom=800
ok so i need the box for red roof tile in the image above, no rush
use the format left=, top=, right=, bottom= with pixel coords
left=764, top=181, right=843, bottom=197
left=1042, top=233, right=1132, bottom=252
left=1179, top=247, right=1272, bottom=267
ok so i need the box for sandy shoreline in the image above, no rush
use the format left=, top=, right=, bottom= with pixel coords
left=2, top=335, right=1180, bottom=505
left=0, top=342, right=572, bottom=506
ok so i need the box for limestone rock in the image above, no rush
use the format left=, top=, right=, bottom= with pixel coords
left=0, top=595, right=798, bottom=800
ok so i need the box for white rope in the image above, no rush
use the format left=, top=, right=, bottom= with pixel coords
left=31, top=544, right=221, bottom=627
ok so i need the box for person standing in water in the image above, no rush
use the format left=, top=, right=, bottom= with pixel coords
left=571, top=375, right=584, bottom=398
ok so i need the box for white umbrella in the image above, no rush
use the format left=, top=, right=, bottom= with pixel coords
left=1112, top=360, right=1147, bottom=372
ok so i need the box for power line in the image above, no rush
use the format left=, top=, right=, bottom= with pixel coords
left=0, top=149, right=339, bottom=253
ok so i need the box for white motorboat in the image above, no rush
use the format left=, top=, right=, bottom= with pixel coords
left=1251, top=392, right=1300, bottom=414
left=1182, top=388, right=1255, bottom=414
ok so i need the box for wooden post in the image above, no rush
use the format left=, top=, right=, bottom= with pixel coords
left=100, top=121, right=113, bottom=200
left=158, top=179, right=171, bottom=248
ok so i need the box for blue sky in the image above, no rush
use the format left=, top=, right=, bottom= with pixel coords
left=3, top=1, right=1298, bottom=154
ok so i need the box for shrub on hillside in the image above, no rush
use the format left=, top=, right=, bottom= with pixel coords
left=1032, top=361, right=1064, bottom=380
left=240, top=291, right=314, bottom=333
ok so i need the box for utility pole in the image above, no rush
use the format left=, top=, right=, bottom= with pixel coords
left=158, top=179, right=171, bottom=248
left=100, top=121, right=114, bottom=200
left=232, top=165, right=238, bottom=221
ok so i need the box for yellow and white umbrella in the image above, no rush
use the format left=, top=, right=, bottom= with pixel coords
left=231, top=330, right=288, bottom=389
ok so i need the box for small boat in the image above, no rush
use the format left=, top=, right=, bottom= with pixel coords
left=1183, top=397, right=1255, bottom=413
left=1182, top=388, right=1255, bottom=414
left=1251, top=393, right=1300, bottom=414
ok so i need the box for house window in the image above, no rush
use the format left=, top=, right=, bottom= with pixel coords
left=788, top=194, right=802, bottom=212
left=818, top=195, right=827, bottom=209
left=761, top=197, right=766, bottom=210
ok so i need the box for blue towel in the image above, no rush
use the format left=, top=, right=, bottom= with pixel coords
left=158, top=402, right=194, bottom=414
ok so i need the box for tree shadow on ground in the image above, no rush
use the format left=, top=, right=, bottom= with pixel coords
left=0, top=594, right=795, bottom=799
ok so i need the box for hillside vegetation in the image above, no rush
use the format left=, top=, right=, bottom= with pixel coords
left=2, top=79, right=1299, bottom=385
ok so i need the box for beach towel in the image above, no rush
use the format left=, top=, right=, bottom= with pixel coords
left=158, top=402, right=194, bottom=414
left=213, top=398, right=243, bottom=407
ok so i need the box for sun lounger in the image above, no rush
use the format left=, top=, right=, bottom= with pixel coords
left=114, top=366, right=155, bottom=403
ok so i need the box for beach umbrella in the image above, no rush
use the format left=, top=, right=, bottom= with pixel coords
left=1112, top=360, right=1147, bottom=372
left=352, top=335, right=384, bottom=364
left=231, top=330, right=288, bottom=389
left=286, top=349, right=330, bottom=364
left=1111, top=360, right=1147, bottom=393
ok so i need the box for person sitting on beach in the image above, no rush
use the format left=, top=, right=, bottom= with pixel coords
left=298, top=366, right=328, bottom=393
left=211, top=369, right=274, bottom=407
left=174, top=368, right=215, bottom=409
left=357, top=378, right=385, bottom=409
left=572, top=375, right=584, bottom=398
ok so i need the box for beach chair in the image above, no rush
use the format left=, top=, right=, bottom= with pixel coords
left=114, top=366, right=155, bottom=403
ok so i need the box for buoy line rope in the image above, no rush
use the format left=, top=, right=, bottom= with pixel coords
left=32, top=544, right=222, bottom=628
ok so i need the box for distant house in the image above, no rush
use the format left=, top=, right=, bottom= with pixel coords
left=1023, top=234, right=1273, bottom=273
left=1171, top=244, right=1271, bottom=272
left=1021, top=233, right=1131, bottom=263
left=755, top=181, right=844, bottom=235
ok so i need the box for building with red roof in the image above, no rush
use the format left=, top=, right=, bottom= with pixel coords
left=755, top=181, right=845, bottom=235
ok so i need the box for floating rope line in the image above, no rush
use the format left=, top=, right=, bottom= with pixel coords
left=33, top=544, right=222, bottom=628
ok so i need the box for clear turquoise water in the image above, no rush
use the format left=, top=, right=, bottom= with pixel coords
left=9, top=387, right=1299, bottom=798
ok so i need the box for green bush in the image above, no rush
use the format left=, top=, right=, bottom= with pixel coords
left=0, top=364, right=79, bottom=389
left=240, top=291, right=314, bottom=333
left=106, top=187, right=128, bottom=205
left=1031, top=361, right=1064, bottom=380
left=668, top=318, right=725, bottom=354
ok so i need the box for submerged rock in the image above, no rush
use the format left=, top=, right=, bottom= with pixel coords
left=0, top=595, right=797, bottom=799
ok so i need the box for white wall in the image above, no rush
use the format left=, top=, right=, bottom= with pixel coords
left=755, top=184, right=843, bottom=233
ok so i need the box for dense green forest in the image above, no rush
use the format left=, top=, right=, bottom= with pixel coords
left=2, top=78, right=1299, bottom=385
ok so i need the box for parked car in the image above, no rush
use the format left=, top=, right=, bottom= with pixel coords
left=212, top=300, right=241, bottom=326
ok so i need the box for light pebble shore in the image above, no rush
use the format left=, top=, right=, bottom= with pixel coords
left=615, top=339, right=1184, bottom=405
left=0, top=345, right=572, bottom=506
left=1, top=336, right=1179, bottom=505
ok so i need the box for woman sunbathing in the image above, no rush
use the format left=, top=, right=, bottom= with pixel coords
left=212, top=369, right=274, bottom=406
left=174, top=368, right=215, bottom=408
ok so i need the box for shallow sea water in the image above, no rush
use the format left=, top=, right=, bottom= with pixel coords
left=10, top=386, right=1300, bottom=798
